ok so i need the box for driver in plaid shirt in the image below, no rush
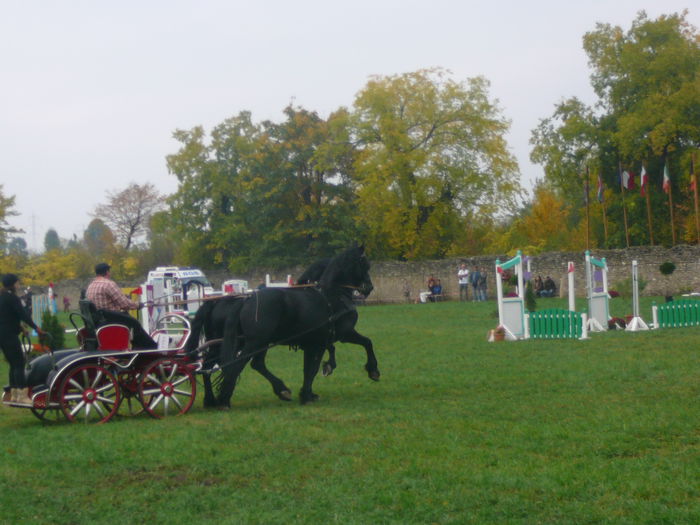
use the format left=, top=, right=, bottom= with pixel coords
left=86, top=263, right=156, bottom=349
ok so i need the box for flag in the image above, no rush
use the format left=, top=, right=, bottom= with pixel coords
left=622, top=170, right=636, bottom=190
left=640, top=166, right=648, bottom=197
left=597, top=174, right=604, bottom=203
left=663, top=164, right=671, bottom=194
left=691, top=174, right=696, bottom=193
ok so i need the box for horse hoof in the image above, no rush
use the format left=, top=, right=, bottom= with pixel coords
left=322, top=362, right=334, bottom=377
left=300, top=393, right=319, bottom=405
left=278, top=390, right=292, bottom=402
left=368, top=369, right=380, bottom=381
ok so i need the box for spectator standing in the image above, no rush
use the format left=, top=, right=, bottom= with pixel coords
left=470, top=267, right=481, bottom=302
left=457, top=264, right=470, bottom=301
left=478, top=268, right=488, bottom=301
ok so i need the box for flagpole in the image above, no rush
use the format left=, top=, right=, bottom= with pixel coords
left=599, top=171, right=609, bottom=246
left=585, top=166, right=590, bottom=250
left=664, top=155, right=676, bottom=246
left=619, top=161, right=630, bottom=248
left=643, top=162, right=654, bottom=245
left=693, top=152, right=699, bottom=245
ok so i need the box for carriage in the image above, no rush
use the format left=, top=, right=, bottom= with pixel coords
left=2, top=300, right=202, bottom=424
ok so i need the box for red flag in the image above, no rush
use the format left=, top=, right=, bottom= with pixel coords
left=691, top=174, right=696, bottom=193
left=640, top=167, right=648, bottom=197
left=663, top=164, right=671, bottom=194
left=622, top=170, right=636, bottom=190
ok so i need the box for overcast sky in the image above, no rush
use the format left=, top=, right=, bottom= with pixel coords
left=1, top=1, right=697, bottom=252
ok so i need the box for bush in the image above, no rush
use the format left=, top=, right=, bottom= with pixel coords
left=41, top=310, right=65, bottom=350
left=525, top=280, right=537, bottom=312
left=659, top=261, right=676, bottom=275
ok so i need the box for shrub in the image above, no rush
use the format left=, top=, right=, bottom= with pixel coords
left=525, top=280, right=537, bottom=312
left=40, top=310, right=65, bottom=350
left=659, top=261, right=676, bottom=275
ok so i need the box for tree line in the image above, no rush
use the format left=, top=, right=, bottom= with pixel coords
left=1, top=11, right=698, bottom=283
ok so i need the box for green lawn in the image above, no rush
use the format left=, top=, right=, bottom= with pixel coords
left=1, top=297, right=699, bottom=524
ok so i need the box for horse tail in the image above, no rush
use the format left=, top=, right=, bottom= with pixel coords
left=185, top=299, right=217, bottom=356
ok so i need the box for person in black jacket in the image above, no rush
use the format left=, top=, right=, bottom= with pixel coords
left=0, top=273, right=46, bottom=406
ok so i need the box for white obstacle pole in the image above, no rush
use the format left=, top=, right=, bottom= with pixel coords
left=585, top=251, right=609, bottom=332
left=567, top=261, right=575, bottom=312
left=626, top=260, right=649, bottom=331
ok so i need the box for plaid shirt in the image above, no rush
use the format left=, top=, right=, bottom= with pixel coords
left=86, top=277, right=138, bottom=312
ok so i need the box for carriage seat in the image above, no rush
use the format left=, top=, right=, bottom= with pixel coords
left=96, top=324, right=132, bottom=351
left=77, top=300, right=131, bottom=351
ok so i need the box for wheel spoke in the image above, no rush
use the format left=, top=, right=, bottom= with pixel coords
left=172, top=388, right=193, bottom=397
left=93, top=401, right=106, bottom=418
left=70, top=400, right=86, bottom=417
left=171, top=374, right=191, bottom=387
left=145, top=373, right=162, bottom=387
left=96, top=395, right=116, bottom=405
left=170, top=395, right=183, bottom=410
left=69, top=378, right=85, bottom=392
left=149, top=393, right=165, bottom=410
left=91, top=370, right=103, bottom=390
left=141, top=387, right=162, bottom=396
left=167, top=363, right=178, bottom=382
left=83, top=402, right=92, bottom=422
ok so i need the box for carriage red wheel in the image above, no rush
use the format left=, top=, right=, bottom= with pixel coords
left=138, top=359, right=195, bottom=418
left=117, top=371, right=149, bottom=416
left=59, top=364, right=120, bottom=423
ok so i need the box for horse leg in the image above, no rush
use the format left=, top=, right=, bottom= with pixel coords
left=250, top=349, right=292, bottom=401
left=202, top=373, right=218, bottom=408
left=322, top=344, right=337, bottom=377
left=216, top=354, right=250, bottom=409
left=339, top=329, right=380, bottom=381
left=299, top=347, right=324, bottom=405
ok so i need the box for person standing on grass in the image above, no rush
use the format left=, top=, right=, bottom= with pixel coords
left=470, top=267, right=481, bottom=302
left=457, top=264, right=470, bottom=301
left=0, top=273, right=46, bottom=406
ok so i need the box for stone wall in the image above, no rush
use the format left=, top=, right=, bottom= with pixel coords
left=43, top=245, right=700, bottom=307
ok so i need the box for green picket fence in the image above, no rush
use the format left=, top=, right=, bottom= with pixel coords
left=528, top=308, right=585, bottom=339
left=655, top=299, right=700, bottom=328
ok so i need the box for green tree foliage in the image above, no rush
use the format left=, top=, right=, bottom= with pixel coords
left=166, top=108, right=359, bottom=271
left=0, top=185, right=20, bottom=249
left=584, top=11, right=700, bottom=158
left=351, top=68, right=522, bottom=260
left=43, top=228, right=61, bottom=252
left=83, top=218, right=115, bottom=257
left=6, top=237, right=28, bottom=258
left=41, top=310, right=65, bottom=350
left=530, top=11, right=700, bottom=249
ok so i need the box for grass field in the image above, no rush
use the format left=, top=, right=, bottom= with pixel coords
left=1, top=296, right=699, bottom=524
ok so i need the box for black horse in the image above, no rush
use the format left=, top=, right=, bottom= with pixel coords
left=213, top=244, right=378, bottom=406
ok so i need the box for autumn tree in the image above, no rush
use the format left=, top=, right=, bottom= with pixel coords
left=94, top=182, right=165, bottom=250
left=531, top=11, right=700, bottom=248
left=350, top=68, right=522, bottom=260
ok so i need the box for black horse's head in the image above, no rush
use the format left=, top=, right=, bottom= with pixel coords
left=319, top=244, right=373, bottom=297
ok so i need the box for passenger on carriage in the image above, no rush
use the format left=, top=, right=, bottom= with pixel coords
left=85, top=263, right=157, bottom=350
